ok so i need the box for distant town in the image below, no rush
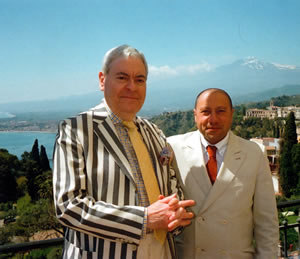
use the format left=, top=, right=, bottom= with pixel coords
left=1, top=100, right=300, bottom=134
left=0, top=119, right=58, bottom=133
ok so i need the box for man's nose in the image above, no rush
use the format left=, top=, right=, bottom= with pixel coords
left=208, top=112, right=218, bottom=123
left=126, top=78, right=137, bottom=90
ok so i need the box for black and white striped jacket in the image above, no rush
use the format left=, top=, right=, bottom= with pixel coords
left=53, top=100, right=180, bottom=258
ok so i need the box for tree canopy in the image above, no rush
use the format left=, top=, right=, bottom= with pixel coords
left=279, top=112, right=299, bottom=197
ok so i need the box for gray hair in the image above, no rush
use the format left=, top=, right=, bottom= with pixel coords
left=102, top=44, right=148, bottom=78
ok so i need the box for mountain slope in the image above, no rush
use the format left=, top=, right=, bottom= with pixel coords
left=1, top=58, right=300, bottom=116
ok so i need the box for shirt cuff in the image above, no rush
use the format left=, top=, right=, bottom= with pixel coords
left=142, top=207, right=148, bottom=238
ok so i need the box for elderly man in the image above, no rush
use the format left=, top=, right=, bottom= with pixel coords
left=168, top=88, right=279, bottom=259
left=53, top=45, right=194, bottom=259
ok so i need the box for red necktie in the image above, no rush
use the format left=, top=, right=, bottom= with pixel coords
left=206, top=145, right=217, bottom=184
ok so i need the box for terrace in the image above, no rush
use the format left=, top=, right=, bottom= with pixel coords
left=0, top=200, right=299, bottom=259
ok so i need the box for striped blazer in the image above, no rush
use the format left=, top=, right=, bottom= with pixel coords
left=53, top=100, right=181, bottom=259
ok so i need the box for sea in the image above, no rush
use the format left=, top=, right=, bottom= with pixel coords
left=0, top=131, right=57, bottom=160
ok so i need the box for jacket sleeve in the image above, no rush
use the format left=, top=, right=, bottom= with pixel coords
left=52, top=118, right=145, bottom=245
left=253, top=145, right=279, bottom=259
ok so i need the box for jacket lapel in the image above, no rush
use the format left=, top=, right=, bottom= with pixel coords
left=137, top=118, right=168, bottom=196
left=91, top=102, right=136, bottom=185
left=182, top=131, right=212, bottom=215
left=200, top=132, right=245, bottom=213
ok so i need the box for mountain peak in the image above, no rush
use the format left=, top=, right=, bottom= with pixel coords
left=242, top=57, right=264, bottom=70
left=236, top=57, right=298, bottom=71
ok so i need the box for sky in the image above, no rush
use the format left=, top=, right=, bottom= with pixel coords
left=1, top=0, right=300, bottom=104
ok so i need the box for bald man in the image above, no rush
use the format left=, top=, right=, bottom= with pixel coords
left=168, top=88, right=279, bottom=259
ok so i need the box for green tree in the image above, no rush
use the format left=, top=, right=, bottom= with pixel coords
left=40, top=145, right=51, bottom=171
left=241, top=105, right=246, bottom=116
left=16, top=176, right=28, bottom=198
left=283, top=112, right=298, bottom=147
left=151, top=110, right=195, bottom=137
left=31, top=139, right=40, bottom=166
left=36, top=170, right=53, bottom=199
left=291, top=144, right=300, bottom=195
left=279, top=112, right=298, bottom=197
left=12, top=194, right=58, bottom=239
left=20, top=151, right=41, bottom=200
left=19, top=141, right=51, bottom=200
left=273, top=121, right=280, bottom=138
left=0, top=149, right=19, bottom=202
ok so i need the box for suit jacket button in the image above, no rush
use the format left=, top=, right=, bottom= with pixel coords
left=197, top=216, right=205, bottom=223
left=196, top=248, right=205, bottom=253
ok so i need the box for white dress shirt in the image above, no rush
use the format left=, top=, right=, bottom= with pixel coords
left=199, top=132, right=229, bottom=174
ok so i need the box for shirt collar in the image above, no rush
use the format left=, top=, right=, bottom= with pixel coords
left=199, top=131, right=229, bottom=156
left=104, top=100, right=136, bottom=126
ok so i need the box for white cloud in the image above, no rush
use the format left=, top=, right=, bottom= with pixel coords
left=271, top=62, right=296, bottom=70
left=149, top=65, right=178, bottom=77
left=149, top=62, right=213, bottom=78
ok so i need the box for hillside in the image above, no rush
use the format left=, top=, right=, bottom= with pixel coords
left=151, top=110, right=196, bottom=137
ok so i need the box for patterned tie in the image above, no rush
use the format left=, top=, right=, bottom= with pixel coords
left=122, top=121, right=166, bottom=244
left=206, top=145, right=217, bottom=184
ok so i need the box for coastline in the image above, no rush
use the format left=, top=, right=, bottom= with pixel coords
left=0, top=130, right=56, bottom=134
left=0, top=131, right=56, bottom=158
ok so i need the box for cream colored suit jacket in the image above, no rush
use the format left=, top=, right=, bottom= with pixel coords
left=168, top=131, right=279, bottom=259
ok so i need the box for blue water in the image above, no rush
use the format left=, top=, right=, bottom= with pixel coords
left=0, top=132, right=57, bottom=159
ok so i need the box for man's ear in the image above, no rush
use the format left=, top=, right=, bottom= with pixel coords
left=99, top=71, right=105, bottom=91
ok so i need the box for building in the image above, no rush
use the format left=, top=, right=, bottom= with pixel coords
left=245, top=100, right=300, bottom=120
left=250, top=137, right=281, bottom=195
left=245, top=100, right=300, bottom=143
left=245, top=108, right=276, bottom=119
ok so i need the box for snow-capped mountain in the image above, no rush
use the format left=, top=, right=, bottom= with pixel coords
left=143, top=57, right=300, bottom=112
left=205, top=57, right=300, bottom=95
left=219, top=56, right=298, bottom=72
left=241, top=57, right=265, bottom=70
left=234, top=57, right=297, bottom=71
left=1, top=58, right=300, bottom=116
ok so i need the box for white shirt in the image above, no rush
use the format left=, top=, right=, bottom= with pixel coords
left=199, top=132, right=229, bottom=174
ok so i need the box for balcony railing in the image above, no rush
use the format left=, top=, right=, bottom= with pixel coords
left=0, top=238, right=64, bottom=254
left=0, top=200, right=299, bottom=258
left=277, top=199, right=300, bottom=258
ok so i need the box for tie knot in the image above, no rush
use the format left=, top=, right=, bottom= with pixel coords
left=207, top=145, right=217, bottom=158
left=122, top=121, right=136, bottom=130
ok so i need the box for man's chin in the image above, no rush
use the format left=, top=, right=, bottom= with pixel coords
left=119, top=105, right=142, bottom=116
left=205, top=133, right=221, bottom=144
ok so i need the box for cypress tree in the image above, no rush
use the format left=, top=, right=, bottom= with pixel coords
left=26, top=139, right=42, bottom=200
left=284, top=112, right=297, bottom=147
left=291, top=144, right=300, bottom=195
left=276, top=124, right=280, bottom=138
left=40, top=145, right=51, bottom=171
left=31, top=139, right=40, bottom=166
left=279, top=112, right=298, bottom=197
